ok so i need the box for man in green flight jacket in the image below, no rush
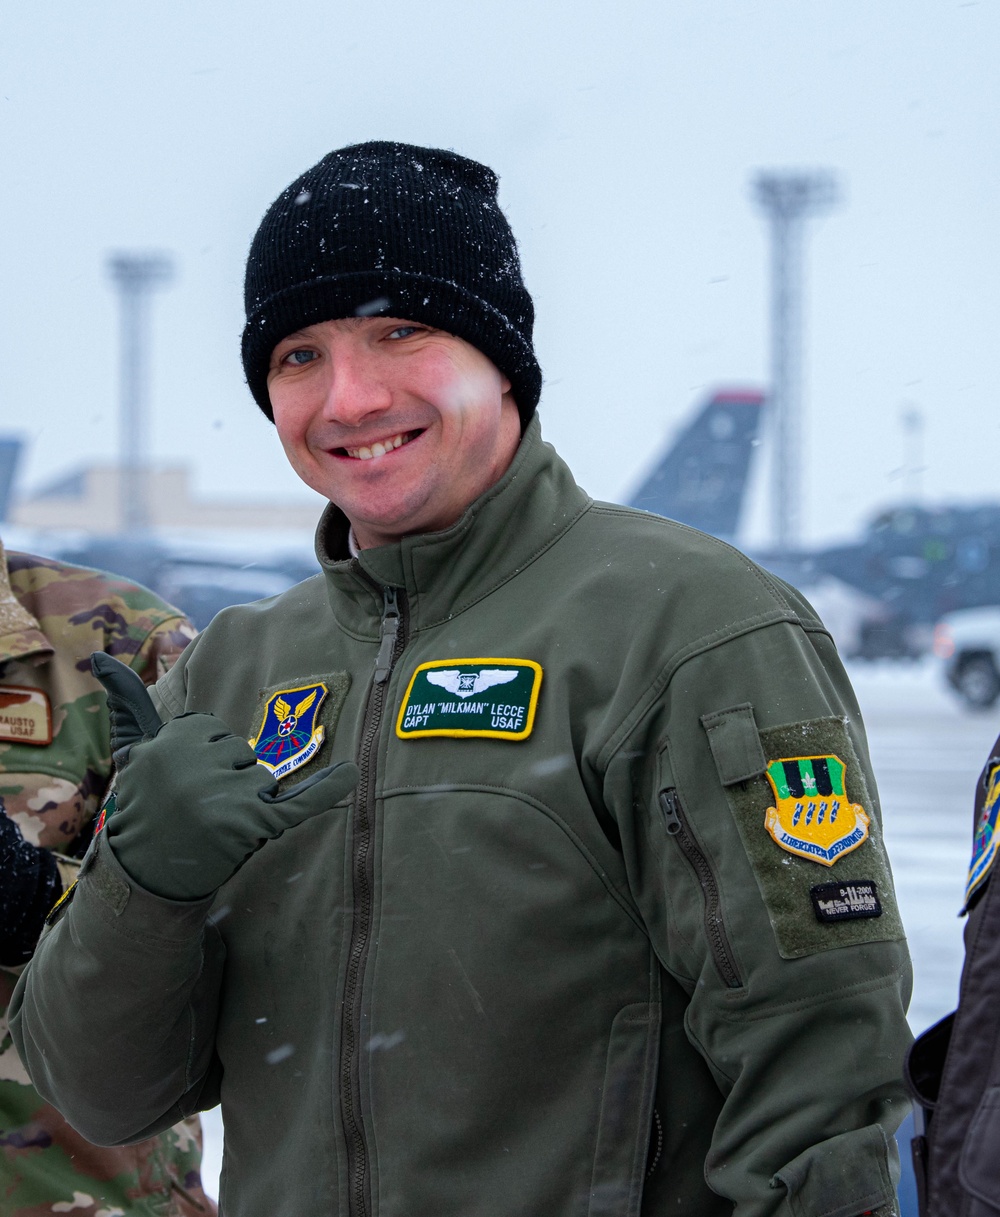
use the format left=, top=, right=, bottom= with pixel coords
left=12, top=142, right=912, bottom=1217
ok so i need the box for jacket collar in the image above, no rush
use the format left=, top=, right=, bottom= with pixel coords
left=314, top=417, right=591, bottom=638
left=0, top=540, right=55, bottom=668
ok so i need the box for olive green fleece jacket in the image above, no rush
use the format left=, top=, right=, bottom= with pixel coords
left=12, top=419, right=911, bottom=1217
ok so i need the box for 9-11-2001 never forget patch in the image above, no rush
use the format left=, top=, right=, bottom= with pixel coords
left=810, top=880, right=882, bottom=924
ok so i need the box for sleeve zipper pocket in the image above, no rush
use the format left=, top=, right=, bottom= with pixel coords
left=659, top=788, right=743, bottom=989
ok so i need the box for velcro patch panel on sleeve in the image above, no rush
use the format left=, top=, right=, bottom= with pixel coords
left=712, top=715, right=904, bottom=959
left=397, top=659, right=542, bottom=740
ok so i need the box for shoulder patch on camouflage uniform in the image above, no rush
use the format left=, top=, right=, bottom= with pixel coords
left=966, top=760, right=1000, bottom=909
left=710, top=715, right=904, bottom=959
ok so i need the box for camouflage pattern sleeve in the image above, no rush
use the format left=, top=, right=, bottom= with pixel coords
left=123, top=613, right=197, bottom=686
left=1, top=548, right=214, bottom=1217
left=0, top=1074, right=217, bottom=1217
left=1, top=555, right=196, bottom=855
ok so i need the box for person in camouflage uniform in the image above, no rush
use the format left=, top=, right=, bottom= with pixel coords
left=0, top=538, right=216, bottom=1217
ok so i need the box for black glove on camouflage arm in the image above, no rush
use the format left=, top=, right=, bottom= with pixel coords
left=0, top=809, right=61, bottom=966
left=91, top=653, right=359, bottom=901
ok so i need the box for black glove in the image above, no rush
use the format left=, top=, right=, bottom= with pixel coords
left=91, top=653, right=359, bottom=900
left=0, top=807, right=61, bottom=966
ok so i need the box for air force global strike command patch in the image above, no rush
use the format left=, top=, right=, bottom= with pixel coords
left=250, top=683, right=329, bottom=779
left=763, top=754, right=870, bottom=866
left=396, top=659, right=542, bottom=740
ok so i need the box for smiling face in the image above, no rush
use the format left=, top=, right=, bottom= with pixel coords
left=267, top=318, right=522, bottom=550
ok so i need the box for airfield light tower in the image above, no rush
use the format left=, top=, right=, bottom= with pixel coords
left=754, top=171, right=838, bottom=554
left=900, top=403, right=925, bottom=502
left=107, top=252, right=174, bottom=533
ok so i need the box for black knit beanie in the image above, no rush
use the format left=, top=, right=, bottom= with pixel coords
left=242, top=141, right=541, bottom=426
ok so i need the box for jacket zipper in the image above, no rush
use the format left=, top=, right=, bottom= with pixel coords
left=341, top=583, right=408, bottom=1217
left=658, top=788, right=743, bottom=989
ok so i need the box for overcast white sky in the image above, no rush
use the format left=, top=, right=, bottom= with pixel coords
left=1, top=0, right=997, bottom=546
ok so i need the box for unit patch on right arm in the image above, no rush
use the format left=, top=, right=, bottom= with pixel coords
left=705, top=712, right=905, bottom=959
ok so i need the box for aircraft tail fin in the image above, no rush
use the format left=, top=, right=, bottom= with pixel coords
left=627, top=389, right=764, bottom=542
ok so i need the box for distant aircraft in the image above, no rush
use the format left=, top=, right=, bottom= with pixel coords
left=786, top=505, right=1000, bottom=659
left=627, top=389, right=765, bottom=544
left=628, top=393, right=1000, bottom=659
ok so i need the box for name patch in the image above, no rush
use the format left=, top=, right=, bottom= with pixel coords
left=763, top=754, right=870, bottom=867
left=250, top=683, right=328, bottom=779
left=810, top=880, right=882, bottom=923
left=396, top=659, right=542, bottom=740
left=0, top=686, right=53, bottom=746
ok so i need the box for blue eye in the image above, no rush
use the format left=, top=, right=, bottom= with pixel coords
left=285, top=349, right=317, bottom=366
left=388, top=326, right=420, bottom=340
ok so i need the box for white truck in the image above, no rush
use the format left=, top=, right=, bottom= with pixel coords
left=935, top=606, right=1000, bottom=709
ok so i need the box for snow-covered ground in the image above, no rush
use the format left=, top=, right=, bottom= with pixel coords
left=850, top=658, right=1000, bottom=1035
left=197, top=657, right=997, bottom=1201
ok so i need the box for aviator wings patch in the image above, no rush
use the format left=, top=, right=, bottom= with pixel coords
left=425, top=669, right=518, bottom=699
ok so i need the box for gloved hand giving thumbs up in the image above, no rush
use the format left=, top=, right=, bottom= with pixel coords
left=91, top=653, right=358, bottom=901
